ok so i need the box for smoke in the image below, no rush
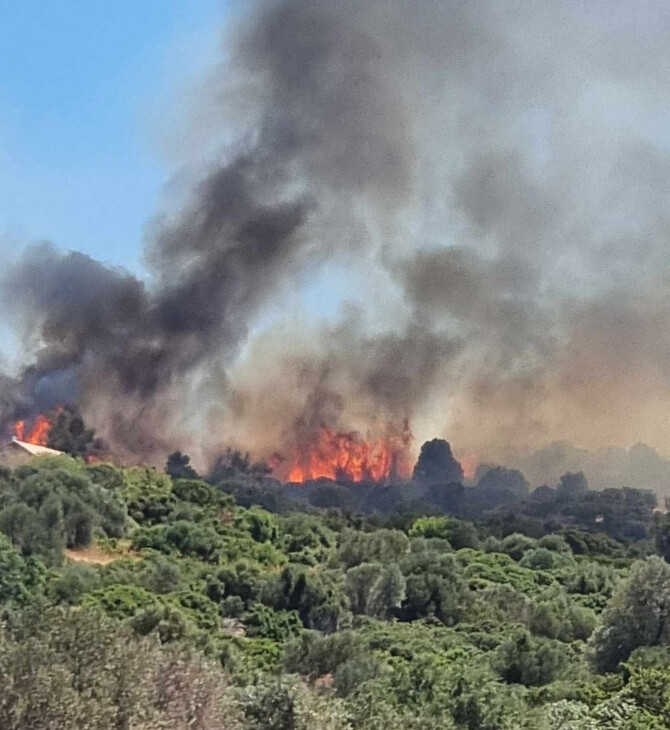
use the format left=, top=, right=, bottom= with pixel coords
left=3, top=1, right=670, bottom=484
left=520, top=441, right=670, bottom=495
left=1, top=0, right=419, bottom=459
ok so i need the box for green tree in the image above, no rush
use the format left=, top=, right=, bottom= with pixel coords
left=500, top=533, right=536, bottom=561
left=0, top=534, right=46, bottom=604
left=239, top=679, right=350, bottom=730
left=591, top=557, right=670, bottom=672
left=261, top=566, right=349, bottom=632
left=345, top=562, right=405, bottom=618
left=0, top=606, right=239, bottom=730
left=281, top=514, right=336, bottom=565
left=244, top=604, right=302, bottom=642
left=337, top=528, right=409, bottom=568
left=493, top=629, right=568, bottom=687
left=409, top=516, right=479, bottom=550
left=236, top=507, right=280, bottom=544
left=399, top=551, right=468, bottom=625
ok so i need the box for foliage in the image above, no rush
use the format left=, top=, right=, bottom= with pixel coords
left=244, top=604, right=302, bottom=642
left=345, top=562, right=405, bottom=618
left=591, top=557, right=670, bottom=672
left=409, top=516, right=480, bottom=549
left=0, top=459, right=126, bottom=561
left=47, top=406, right=102, bottom=458
left=0, top=605, right=240, bottom=730
left=166, top=451, right=200, bottom=480
left=337, top=528, right=409, bottom=568
left=0, top=456, right=666, bottom=728
left=493, top=629, right=568, bottom=686
left=412, top=438, right=463, bottom=484
left=239, top=679, right=350, bottom=730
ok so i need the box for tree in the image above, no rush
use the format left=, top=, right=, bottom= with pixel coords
left=236, top=507, right=280, bottom=544
left=591, top=557, right=670, bottom=672
left=0, top=462, right=127, bottom=560
left=239, top=678, right=350, bottom=730
left=399, top=551, right=468, bottom=625
left=477, top=466, right=530, bottom=499
left=0, top=534, right=46, bottom=605
left=557, top=471, right=589, bottom=498
left=409, top=516, right=479, bottom=549
left=500, top=533, right=536, bottom=561
left=337, top=528, right=409, bottom=568
left=166, top=451, right=199, bottom=480
left=281, top=514, right=336, bottom=565
left=493, top=629, right=568, bottom=687
left=654, top=504, right=670, bottom=563
left=344, top=562, right=405, bottom=618
left=0, top=606, right=239, bottom=730
left=47, top=407, right=102, bottom=458
left=244, top=604, right=302, bottom=642
left=412, top=439, right=464, bottom=484
left=282, top=630, right=376, bottom=693
left=261, top=566, right=349, bottom=633
left=519, top=547, right=557, bottom=570
left=132, top=521, right=223, bottom=562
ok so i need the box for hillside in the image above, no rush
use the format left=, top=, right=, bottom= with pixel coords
left=0, top=455, right=670, bottom=728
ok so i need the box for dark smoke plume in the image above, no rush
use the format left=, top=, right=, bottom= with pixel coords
left=4, top=1, right=670, bottom=487
left=1, top=0, right=417, bottom=459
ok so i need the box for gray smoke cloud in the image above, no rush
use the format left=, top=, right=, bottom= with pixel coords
left=3, top=1, right=670, bottom=488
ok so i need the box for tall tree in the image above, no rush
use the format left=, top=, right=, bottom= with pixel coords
left=412, top=439, right=463, bottom=485
left=591, top=557, right=670, bottom=672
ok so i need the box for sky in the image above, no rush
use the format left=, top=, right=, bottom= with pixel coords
left=0, top=0, right=226, bottom=272
left=0, top=0, right=351, bottom=341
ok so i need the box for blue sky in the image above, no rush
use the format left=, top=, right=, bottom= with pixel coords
left=0, top=0, right=362, bottom=362
left=0, top=0, right=226, bottom=272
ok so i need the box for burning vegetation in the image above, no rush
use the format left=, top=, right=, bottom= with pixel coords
left=287, top=426, right=412, bottom=484
left=12, top=413, right=52, bottom=446
left=2, top=0, right=670, bottom=489
left=7, top=407, right=104, bottom=460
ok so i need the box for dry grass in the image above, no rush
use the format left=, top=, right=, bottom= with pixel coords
left=64, top=541, right=139, bottom=566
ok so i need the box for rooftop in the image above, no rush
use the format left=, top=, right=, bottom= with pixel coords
left=10, top=437, right=63, bottom=457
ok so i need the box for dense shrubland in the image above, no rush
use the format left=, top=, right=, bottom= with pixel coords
left=1, top=452, right=670, bottom=727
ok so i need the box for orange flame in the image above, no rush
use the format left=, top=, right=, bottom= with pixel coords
left=12, top=413, right=53, bottom=446
left=458, top=451, right=479, bottom=481
left=288, top=425, right=412, bottom=484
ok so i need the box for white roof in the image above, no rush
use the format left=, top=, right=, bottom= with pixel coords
left=10, top=437, right=63, bottom=456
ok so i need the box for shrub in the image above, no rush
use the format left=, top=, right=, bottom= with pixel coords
left=493, top=630, right=568, bottom=686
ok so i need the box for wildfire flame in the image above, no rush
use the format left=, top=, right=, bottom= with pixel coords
left=12, top=413, right=53, bottom=446
left=287, top=425, right=413, bottom=484
left=458, top=452, right=479, bottom=481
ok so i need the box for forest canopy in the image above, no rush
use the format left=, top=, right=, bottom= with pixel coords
left=0, top=450, right=668, bottom=728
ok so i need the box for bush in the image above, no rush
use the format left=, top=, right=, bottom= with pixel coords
left=591, top=557, right=670, bottom=672
left=520, top=548, right=558, bottom=571
left=283, top=630, right=375, bottom=688
left=493, top=630, right=568, bottom=686
left=0, top=464, right=127, bottom=560
left=500, top=534, right=536, bottom=561
left=345, top=562, right=405, bottom=618
left=239, top=679, right=350, bottom=730
left=0, top=605, right=239, bottom=729
left=337, top=528, right=410, bottom=568
left=132, top=521, right=223, bottom=562
left=244, top=604, right=302, bottom=642
left=0, top=534, right=46, bottom=605
left=409, top=517, right=480, bottom=550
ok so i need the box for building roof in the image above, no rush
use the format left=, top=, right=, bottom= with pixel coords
left=10, top=437, right=63, bottom=456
